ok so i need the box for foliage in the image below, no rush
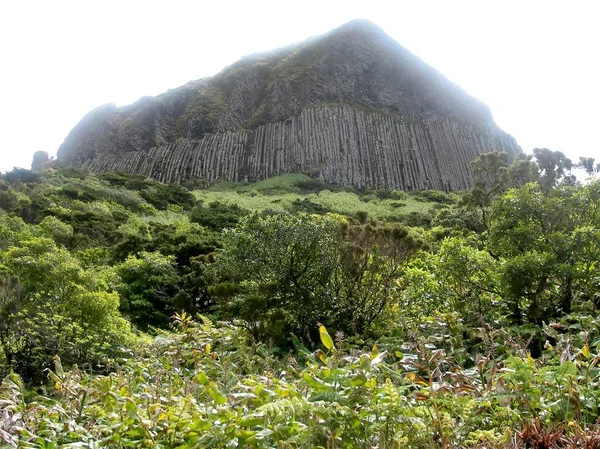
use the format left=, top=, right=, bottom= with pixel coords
left=211, top=213, right=422, bottom=345
left=100, top=172, right=196, bottom=210
left=0, top=237, right=134, bottom=381
left=488, top=182, right=600, bottom=323
left=112, top=213, right=220, bottom=266
left=1, top=156, right=600, bottom=446
left=193, top=186, right=438, bottom=223
left=189, top=201, right=248, bottom=231
left=114, top=251, right=181, bottom=329
left=3, top=317, right=600, bottom=448
left=577, top=156, right=598, bottom=175
left=412, top=189, right=457, bottom=204
left=210, top=213, right=341, bottom=345
left=175, top=84, right=228, bottom=138
left=533, top=148, right=574, bottom=191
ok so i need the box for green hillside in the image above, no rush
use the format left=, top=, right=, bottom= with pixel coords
left=1, top=149, right=600, bottom=448
left=193, top=173, right=450, bottom=220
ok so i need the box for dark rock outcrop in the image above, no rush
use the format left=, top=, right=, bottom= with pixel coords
left=31, top=151, right=50, bottom=173
left=57, top=19, right=520, bottom=190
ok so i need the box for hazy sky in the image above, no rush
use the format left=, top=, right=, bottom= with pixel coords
left=1, top=0, right=598, bottom=172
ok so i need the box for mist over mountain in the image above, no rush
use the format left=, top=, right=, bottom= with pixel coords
left=56, top=19, right=519, bottom=190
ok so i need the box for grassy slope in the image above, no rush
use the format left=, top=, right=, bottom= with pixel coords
left=193, top=173, right=446, bottom=220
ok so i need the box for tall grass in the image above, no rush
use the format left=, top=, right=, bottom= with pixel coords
left=193, top=174, right=440, bottom=220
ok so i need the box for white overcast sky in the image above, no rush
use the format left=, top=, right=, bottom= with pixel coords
left=0, top=0, right=599, bottom=172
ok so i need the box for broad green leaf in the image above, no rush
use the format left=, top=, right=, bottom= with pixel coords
left=350, top=373, right=367, bottom=387
left=302, top=373, right=332, bottom=390
left=319, top=324, right=335, bottom=351
left=53, top=355, right=64, bottom=378
left=125, top=398, right=138, bottom=418
left=366, top=377, right=377, bottom=388
left=194, top=371, right=208, bottom=385
left=207, top=382, right=227, bottom=405
left=236, top=429, right=257, bottom=440
left=239, top=416, right=264, bottom=427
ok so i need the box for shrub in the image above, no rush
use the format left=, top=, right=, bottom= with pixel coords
left=189, top=201, right=248, bottom=230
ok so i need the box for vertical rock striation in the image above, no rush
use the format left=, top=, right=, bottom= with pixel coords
left=75, top=107, right=518, bottom=190
left=56, top=20, right=520, bottom=190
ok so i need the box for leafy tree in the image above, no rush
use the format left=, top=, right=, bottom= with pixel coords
left=0, top=273, right=22, bottom=369
left=1, top=168, right=41, bottom=185
left=434, top=237, right=502, bottom=324
left=0, top=213, right=33, bottom=250
left=464, top=151, right=537, bottom=228
left=508, top=152, right=539, bottom=186
left=330, top=222, right=423, bottom=335
left=100, top=171, right=197, bottom=210
left=176, top=254, right=216, bottom=313
left=578, top=156, right=598, bottom=175
left=488, top=181, right=600, bottom=322
left=532, top=148, right=573, bottom=191
left=0, top=238, right=133, bottom=380
left=113, top=217, right=220, bottom=266
left=212, top=213, right=421, bottom=345
left=430, top=206, right=485, bottom=234
left=139, top=183, right=196, bottom=210
left=38, top=216, right=74, bottom=247
left=211, top=213, right=340, bottom=344
left=115, top=251, right=181, bottom=329
left=400, top=236, right=503, bottom=337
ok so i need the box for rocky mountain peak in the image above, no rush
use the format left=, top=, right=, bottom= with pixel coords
left=55, top=20, right=519, bottom=191
left=323, top=18, right=387, bottom=39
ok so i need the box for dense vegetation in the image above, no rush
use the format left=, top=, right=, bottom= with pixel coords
left=1, top=150, right=600, bottom=448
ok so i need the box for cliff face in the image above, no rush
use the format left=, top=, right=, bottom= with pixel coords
left=57, top=19, right=520, bottom=190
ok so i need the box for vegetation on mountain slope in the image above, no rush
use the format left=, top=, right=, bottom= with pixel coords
left=1, top=150, right=600, bottom=447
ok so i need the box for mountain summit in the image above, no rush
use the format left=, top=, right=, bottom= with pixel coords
left=56, top=20, right=519, bottom=190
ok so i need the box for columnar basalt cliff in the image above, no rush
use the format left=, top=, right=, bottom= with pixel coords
left=57, top=19, right=520, bottom=190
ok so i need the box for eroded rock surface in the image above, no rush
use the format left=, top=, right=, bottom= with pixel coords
left=57, top=19, right=520, bottom=190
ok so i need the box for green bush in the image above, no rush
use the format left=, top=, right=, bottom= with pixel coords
left=114, top=251, right=181, bottom=329
left=412, top=189, right=456, bottom=204
left=0, top=237, right=134, bottom=381
left=189, top=201, right=248, bottom=230
left=211, top=213, right=421, bottom=345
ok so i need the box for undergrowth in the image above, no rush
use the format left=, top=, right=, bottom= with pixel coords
left=3, top=314, right=600, bottom=448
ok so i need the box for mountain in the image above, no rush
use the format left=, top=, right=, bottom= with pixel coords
left=56, top=19, right=520, bottom=190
